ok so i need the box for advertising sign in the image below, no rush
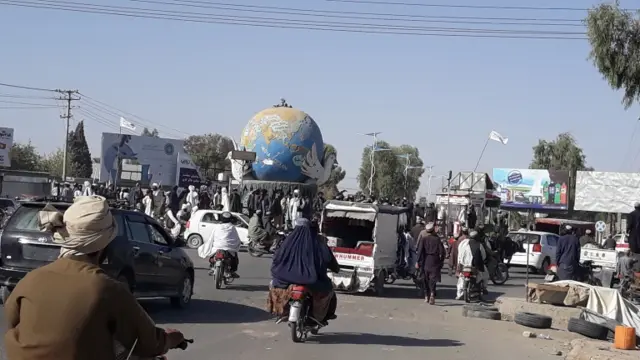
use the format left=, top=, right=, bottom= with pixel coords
left=100, top=133, right=185, bottom=186
left=176, top=152, right=204, bottom=188
left=492, top=168, right=570, bottom=211
left=574, top=171, right=640, bottom=213
left=0, top=127, right=14, bottom=167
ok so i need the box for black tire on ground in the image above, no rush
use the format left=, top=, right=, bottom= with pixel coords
left=462, top=308, right=501, bottom=320
left=539, top=257, right=550, bottom=275
left=214, top=265, right=223, bottom=289
left=0, top=286, right=12, bottom=304
left=567, top=318, right=609, bottom=340
left=514, top=311, right=553, bottom=329
left=170, top=272, right=193, bottom=309
left=186, top=234, right=203, bottom=249
left=463, top=304, right=499, bottom=312
left=290, top=321, right=303, bottom=343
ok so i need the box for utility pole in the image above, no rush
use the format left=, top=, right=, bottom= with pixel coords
left=58, top=90, right=80, bottom=181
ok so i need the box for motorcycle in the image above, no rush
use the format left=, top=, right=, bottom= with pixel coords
left=543, top=261, right=602, bottom=286
left=461, top=266, right=483, bottom=303
left=247, top=230, right=287, bottom=257
left=286, top=285, right=324, bottom=343
left=210, top=250, right=236, bottom=289
left=487, top=256, right=509, bottom=285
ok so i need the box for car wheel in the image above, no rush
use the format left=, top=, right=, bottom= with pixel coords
left=170, top=272, right=193, bottom=308
left=186, top=234, right=203, bottom=249
left=539, top=257, right=550, bottom=275
left=0, top=286, right=12, bottom=304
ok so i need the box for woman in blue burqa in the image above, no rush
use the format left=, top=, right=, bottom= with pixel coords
left=267, top=218, right=339, bottom=324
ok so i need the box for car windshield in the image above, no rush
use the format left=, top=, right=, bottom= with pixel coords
left=507, top=232, right=541, bottom=245
left=6, top=204, right=70, bottom=231
left=0, top=199, right=14, bottom=209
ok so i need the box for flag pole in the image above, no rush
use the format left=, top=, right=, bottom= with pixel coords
left=114, top=125, right=122, bottom=191
left=473, top=136, right=490, bottom=172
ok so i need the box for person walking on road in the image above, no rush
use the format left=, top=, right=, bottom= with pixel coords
left=416, top=222, right=446, bottom=305
left=556, top=225, right=581, bottom=281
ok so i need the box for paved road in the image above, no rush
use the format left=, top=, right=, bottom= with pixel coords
left=0, top=250, right=558, bottom=360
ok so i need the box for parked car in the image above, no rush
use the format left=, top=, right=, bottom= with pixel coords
left=184, top=210, right=250, bottom=249
left=0, top=201, right=195, bottom=307
left=507, top=231, right=558, bottom=274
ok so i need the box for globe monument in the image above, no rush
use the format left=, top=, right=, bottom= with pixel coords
left=229, top=100, right=335, bottom=195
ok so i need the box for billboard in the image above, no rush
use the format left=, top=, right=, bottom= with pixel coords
left=574, top=171, right=640, bottom=213
left=100, top=133, right=185, bottom=186
left=492, top=168, right=570, bottom=211
left=0, top=127, right=14, bottom=167
left=175, top=152, right=204, bottom=188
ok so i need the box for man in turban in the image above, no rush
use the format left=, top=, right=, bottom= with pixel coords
left=4, top=196, right=185, bottom=360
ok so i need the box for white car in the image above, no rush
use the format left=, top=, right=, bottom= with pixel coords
left=507, top=231, right=559, bottom=274
left=183, top=210, right=250, bottom=249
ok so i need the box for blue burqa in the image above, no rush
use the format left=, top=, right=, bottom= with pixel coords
left=271, top=218, right=333, bottom=291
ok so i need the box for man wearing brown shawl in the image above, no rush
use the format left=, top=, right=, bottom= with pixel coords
left=4, top=196, right=185, bottom=360
left=416, top=222, right=446, bottom=304
left=448, top=227, right=468, bottom=277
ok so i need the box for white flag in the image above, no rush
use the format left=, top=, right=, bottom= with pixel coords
left=119, top=117, right=136, bottom=131
left=489, top=130, right=508, bottom=145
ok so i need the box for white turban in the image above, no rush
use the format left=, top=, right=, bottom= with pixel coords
left=40, top=196, right=117, bottom=258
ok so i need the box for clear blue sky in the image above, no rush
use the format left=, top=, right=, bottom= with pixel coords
left=0, top=0, right=638, bottom=196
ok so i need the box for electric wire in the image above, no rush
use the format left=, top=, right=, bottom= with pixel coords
left=323, top=0, right=637, bottom=12
left=0, top=0, right=586, bottom=39
left=0, top=82, right=59, bottom=93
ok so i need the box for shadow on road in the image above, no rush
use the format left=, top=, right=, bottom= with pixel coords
left=144, top=299, right=270, bottom=325
left=310, top=333, right=464, bottom=346
left=227, top=284, right=270, bottom=292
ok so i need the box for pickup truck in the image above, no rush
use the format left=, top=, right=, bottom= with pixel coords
left=580, top=244, right=618, bottom=269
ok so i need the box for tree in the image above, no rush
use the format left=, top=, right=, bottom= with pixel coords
left=67, top=121, right=93, bottom=178
left=183, top=133, right=234, bottom=180
left=142, top=127, right=159, bottom=137
left=40, top=148, right=67, bottom=177
left=319, top=143, right=346, bottom=199
left=357, top=141, right=424, bottom=200
left=9, top=142, right=41, bottom=171
left=585, top=2, right=640, bottom=108
left=530, top=132, right=595, bottom=218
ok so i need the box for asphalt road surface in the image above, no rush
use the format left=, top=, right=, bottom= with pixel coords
left=0, top=251, right=560, bottom=360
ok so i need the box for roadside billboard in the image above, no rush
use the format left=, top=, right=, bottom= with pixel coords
left=100, top=133, right=185, bottom=186
left=0, top=127, right=14, bottom=167
left=176, top=152, right=204, bottom=188
left=574, top=171, right=640, bottom=213
left=492, top=168, right=570, bottom=211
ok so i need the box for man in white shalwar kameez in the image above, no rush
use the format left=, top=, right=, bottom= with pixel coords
left=186, top=185, right=199, bottom=213
left=287, top=189, right=303, bottom=228
left=197, top=211, right=241, bottom=277
left=456, top=230, right=487, bottom=300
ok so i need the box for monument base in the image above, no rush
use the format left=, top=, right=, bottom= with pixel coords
left=238, top=179, right=317, bottom=199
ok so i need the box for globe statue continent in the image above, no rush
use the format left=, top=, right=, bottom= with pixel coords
left=240, top=106, right=324, bottom=182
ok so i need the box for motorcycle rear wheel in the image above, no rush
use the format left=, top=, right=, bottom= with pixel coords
left=247, top=242, right=264, bottom=258
left=491, top=263, right=509, bottom=285
left=214, top=266, right=223, bottom=289
left=290, top=320, right=305, bottom=343
left=464, top=280, right=472, bottom=303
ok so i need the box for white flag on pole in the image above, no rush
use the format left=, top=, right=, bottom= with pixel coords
left=119, top=117, right=136, bottom=131
left=489, top=130, right=508, bottom=145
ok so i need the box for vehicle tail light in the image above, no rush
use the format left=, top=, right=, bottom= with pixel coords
left=214, top=250, right=225, bottom=260
left=356, top=243, right=374, bottom=257
left=290, top=285, right=307, bottom=300
left=532, top=243, right=542, bottom=253
left=186, top=220, right=190, bottom=229
left=617, top=243, right=629, bottom=248
left=463, top=271, right=472, bottom=278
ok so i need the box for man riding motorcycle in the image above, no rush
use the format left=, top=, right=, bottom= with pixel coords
left=197, top=211, right=241, bottom=278
left=248, top=209, right=275, bottom=250
left=3, top=196, right=185, bottom=360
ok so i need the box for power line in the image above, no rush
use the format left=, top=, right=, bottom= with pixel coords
left=324, top=0, right=635, bottom=12
left=0, top=93, right=56, bottom=99
left=0, top=0, right=586, bottom=39
left=0, top=81, right=59, bottom=92
left=0, top=105, right=59, bottom=109
left=133, top=0, right=585, bottom=26
left=0, top=99, right=58, bottom=106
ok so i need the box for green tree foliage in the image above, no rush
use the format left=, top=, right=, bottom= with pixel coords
left=141, top=127, right=159, bottom=137
left=40, top=148, right=66, bottom=178
left=9, top=142, right=41, bottom=171
left=530, top=132, right=596, bottom=219
left=184, top=133, right=234, bottom=180
left=67, top=121, right=93, bottom=178
left=585, top=2, right=640, bottom=108
left=319, top=143, right=346, bottom=199
left=357, top=141, right=425, bottom=200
